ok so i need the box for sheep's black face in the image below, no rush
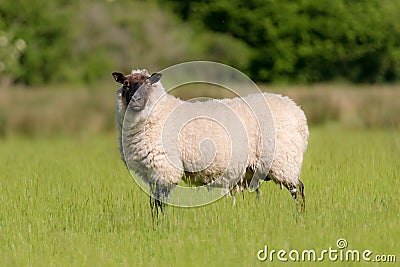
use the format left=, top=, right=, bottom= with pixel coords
left=112, top=72, right=148, bottom=105
left=112, top=71, right=163, bottom=106
left=123, top=80, right=143, bottom=105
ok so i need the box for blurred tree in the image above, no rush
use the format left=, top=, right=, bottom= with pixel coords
left=0, top=0, right=73, bottom=84
left=163, top=0, right=400, bottom=83
left=2, top=0, right=400, bottom=85
left=0, top=30, right=26, bottom=84
left=0, top=0, right=252, bottom=86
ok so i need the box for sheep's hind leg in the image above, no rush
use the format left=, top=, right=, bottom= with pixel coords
left=284, top=181, right=305, bottom=212
left=297, top=180, right=305, bottom=212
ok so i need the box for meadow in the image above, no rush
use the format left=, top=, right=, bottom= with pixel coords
left=0, top=125, right=399, bottom=266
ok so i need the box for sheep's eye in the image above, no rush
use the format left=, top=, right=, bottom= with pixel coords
left=123, top=81, right=130, bottom=87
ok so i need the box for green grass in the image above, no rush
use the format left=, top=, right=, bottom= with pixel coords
left=0, top=126, right=399, bottom=266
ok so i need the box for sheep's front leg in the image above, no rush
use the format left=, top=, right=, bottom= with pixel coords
left=149, top=194, right=166, bottom=227
left=149, top=182, right=173, bottom=227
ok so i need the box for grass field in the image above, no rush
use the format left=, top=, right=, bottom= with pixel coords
left=0, top=125, right=399, bottom=266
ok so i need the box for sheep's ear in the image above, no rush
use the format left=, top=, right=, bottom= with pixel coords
left=148, top=73, right=162, bottom=84
left=112, top=72, right=125, bottom=84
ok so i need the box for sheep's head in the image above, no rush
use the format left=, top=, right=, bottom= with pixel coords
left=112, top=71, right=162, bottom=109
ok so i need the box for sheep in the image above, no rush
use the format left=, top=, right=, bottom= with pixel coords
left=112, top=69, right=309, bottom=215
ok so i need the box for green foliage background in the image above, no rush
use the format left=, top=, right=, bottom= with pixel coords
left=163, top=0, right=400, bottom=83
left=0, top=0, right=251, bottom=85
left=1, top=0, right=400, bottom=85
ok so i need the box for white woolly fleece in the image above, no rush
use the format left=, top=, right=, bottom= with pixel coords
left=116, top=70, right=308, bottom=192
